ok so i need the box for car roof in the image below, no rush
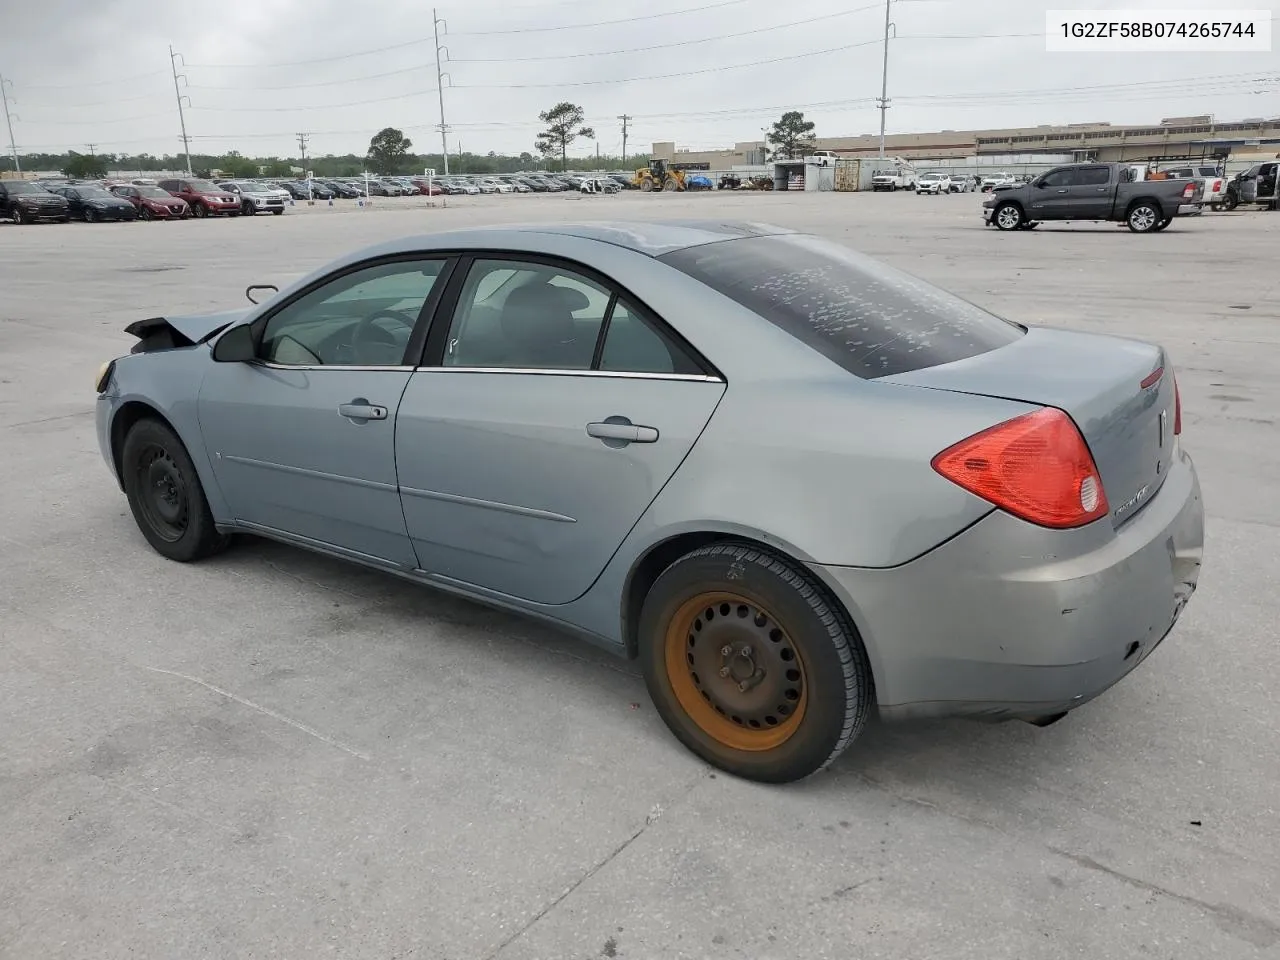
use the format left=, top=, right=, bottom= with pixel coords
left=331, top=220, right=796, bottom=263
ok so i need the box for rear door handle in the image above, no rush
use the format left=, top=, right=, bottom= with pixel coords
left=1056, top=188, right=1068, bottom=194
left=587, top=419, right=659, bottom=444
left=339, top=401, right=387, bottom=421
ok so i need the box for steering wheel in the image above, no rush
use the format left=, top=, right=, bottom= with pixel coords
left=350, top=308, right=416, bottom=360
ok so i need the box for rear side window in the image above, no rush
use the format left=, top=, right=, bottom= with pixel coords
left=660, top=234, right=1024, bottom=379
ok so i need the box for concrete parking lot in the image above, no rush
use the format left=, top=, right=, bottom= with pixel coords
left=2, top=191, right=1277, bottom=959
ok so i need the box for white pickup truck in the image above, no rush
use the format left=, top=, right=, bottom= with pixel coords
left=981, top=172, right=1017, bottom=191
left=1157, top=164, right=1226, bottom=209
left=871, top=158, right=918, bottom=192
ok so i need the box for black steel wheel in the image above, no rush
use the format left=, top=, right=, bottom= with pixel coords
left=121, top=418, right=230, bottom=562
left=639, top=542, right=873, bottom=783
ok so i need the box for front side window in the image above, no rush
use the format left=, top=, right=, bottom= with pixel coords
left=661, top=234, right=1023, bottom=380
left=260, top=259, right=444, bottom=367
left=1041, top=168, right=1076, bottom=188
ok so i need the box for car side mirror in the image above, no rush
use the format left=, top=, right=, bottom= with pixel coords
left=212, top=323, right=257, bottom=362
left=245, top=284, right=278, bottom=305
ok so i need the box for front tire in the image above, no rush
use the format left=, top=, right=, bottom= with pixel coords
left=121, top=418, right=230, bottom=563
left=12, top=206, right=25, bottom=224
left=639, top=543, right=873, bottom=783
left=192, top=202, right=207, bottom=219
left=993, top=202, right=1023, bottom=230
left=1128, top=202, right=1161, bottom=233
left=271, top=208, right=283, bottom=215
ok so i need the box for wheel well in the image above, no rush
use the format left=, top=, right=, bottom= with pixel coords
left=1125, top=196, right=1161, bottom=215
left=620, top=532, right=860, bottom=664
left=109, top=400, right=170, bottom=487
left=995, top=198, right=1023, bottom=212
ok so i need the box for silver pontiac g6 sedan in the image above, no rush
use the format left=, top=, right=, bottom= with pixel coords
left=95, top=221, right=1203, bottom=783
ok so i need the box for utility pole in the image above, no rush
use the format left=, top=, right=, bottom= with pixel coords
left=877, top=0, right=894, bottom=158
left=0, top=75, right=20, bottom=174
left=617, top=114, right=631, bottom=167
left=297, top=132, right=311, bottom=200
left=169, top=46, right=193, bottom=175
left=432, top=8, right=451, bottom=176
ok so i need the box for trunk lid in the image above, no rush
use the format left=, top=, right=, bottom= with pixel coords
left=884, top=327, right=1176, bottom=529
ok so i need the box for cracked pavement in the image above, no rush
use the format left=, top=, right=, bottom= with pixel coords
left=1, top=192, right=1277, bottom=959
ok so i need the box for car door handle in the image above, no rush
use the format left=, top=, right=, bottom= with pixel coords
left=587, top=420, right=659, bottom=444
left=1056, top=188, right=1068, bottom=193
left=338, top=401, right=387, bottom=421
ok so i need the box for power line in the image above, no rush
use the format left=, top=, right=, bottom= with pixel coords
left=448, top=4, right=885, bottom=62
left=189, top=65, right=430, bottom=92
left=449, top=0, right=754, bottom=35
left=186, top=39, right=434, bottom=70
left=190, top=89, right=438, bottom=112
left=455, top=37, right=884, bottom=88
left=15, top=69, right=169, bottom=90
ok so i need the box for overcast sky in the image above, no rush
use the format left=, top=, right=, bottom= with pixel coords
left=1, top=0, right=1276, bottom=161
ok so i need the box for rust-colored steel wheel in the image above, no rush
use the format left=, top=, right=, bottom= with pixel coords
left=640, top=543, right=873, bottom=783
left=664, top=592, right=809, bottom=752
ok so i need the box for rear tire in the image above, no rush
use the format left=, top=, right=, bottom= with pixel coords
left=271, top=208, right=283, bottom=215
left=121, top=418, right=230, bottom=563
left=639, top=542, right=873, bottom=784
left=1127, top=202, right=1161, bottom=233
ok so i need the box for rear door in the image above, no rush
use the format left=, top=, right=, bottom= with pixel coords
left=1062, top=165, right=1114, bottom=218
left=394, top=254, right=725, bottom=605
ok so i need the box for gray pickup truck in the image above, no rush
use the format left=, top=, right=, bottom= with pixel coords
left=983, top=162, right=1203, bottom=233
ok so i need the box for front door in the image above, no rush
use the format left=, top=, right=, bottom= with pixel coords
left=198, top=257, right=450, bottom=567
left=394, top=256, right=726, bottom=605
left=1028, top=167, right=1077, bottom=216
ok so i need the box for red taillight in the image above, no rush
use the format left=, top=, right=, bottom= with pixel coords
left=1213, top=179, right=1222, bottom=192
left=1173, top=375, right=1182, bottom=435
left=931, top=408, right=1109, bottom=529
left=1182, top=183, right=1196, bottom=199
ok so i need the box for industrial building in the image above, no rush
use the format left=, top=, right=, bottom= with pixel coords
left=652, top=115, right=1280, bottom=168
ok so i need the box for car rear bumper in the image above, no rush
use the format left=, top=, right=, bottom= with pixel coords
left=813, top=446, right=1203, bottom=722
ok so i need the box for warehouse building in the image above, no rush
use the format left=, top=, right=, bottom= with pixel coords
left=653, top=115, right=1280, bottom=167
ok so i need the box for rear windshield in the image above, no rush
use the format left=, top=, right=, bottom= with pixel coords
left=660, top=234, right=1024, bottom=379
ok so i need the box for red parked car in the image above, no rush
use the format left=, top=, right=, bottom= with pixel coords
left=109, top=184, right=191, bottom=220
left=157, top=178, right=239, bottom=218
left=410, top=179, right=445, bottom=196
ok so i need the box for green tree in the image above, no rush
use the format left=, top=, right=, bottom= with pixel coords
left=218, top=151, right=259, bottom=178
left=766, top=111, right=816, bottom=160
left=63, top=152, right=106, bottom=179
left=534, top=102, right=594, bottom=172
left=366, top=127, right=413, bottom=174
